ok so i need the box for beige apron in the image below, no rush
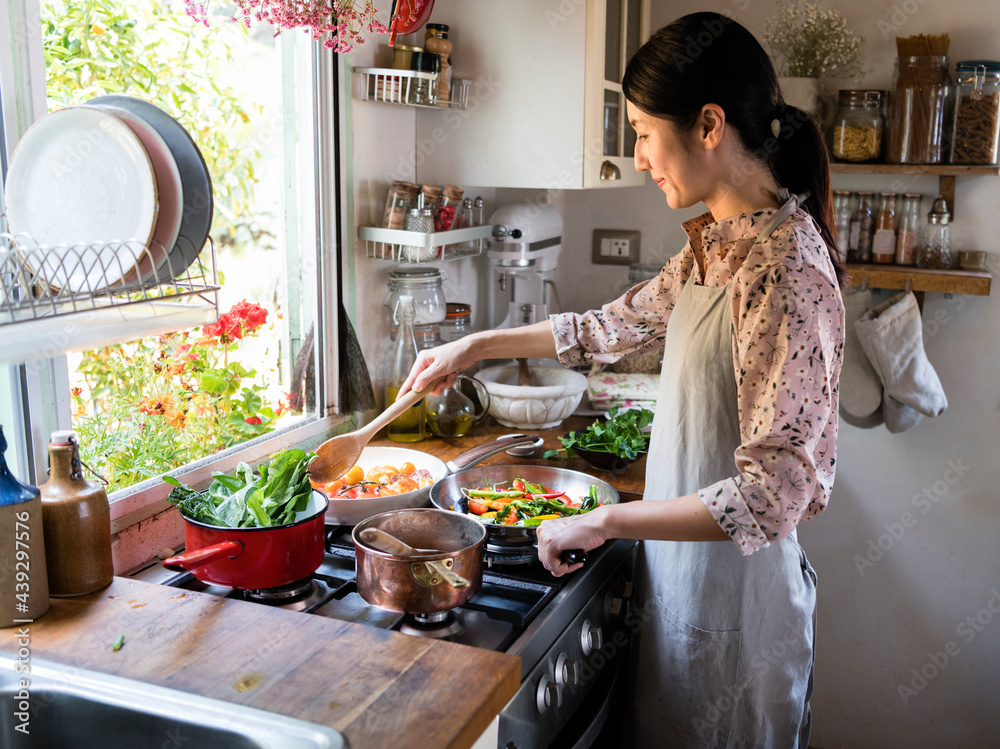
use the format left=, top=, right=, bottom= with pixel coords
left=628, top=197, right=818, bottom=748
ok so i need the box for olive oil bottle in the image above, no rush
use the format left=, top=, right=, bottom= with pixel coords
left=387, top=295, right=425, bottom=442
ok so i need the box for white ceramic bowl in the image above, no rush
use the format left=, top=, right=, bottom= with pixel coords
left=477, top=364, right=588, bottom=429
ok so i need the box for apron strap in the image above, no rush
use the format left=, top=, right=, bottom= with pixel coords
left=759, top=188, right=810, bottom=240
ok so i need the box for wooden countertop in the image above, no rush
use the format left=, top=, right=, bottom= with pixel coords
left=2, top=414, right=644, bottom=749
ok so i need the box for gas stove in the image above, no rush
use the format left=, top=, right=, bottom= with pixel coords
left=144, top=512, right=640, bottom=749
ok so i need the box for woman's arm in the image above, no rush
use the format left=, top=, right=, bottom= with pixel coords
left=399, top=321, right=557, bottom=396
left=536, top=494, right=729, bottom=576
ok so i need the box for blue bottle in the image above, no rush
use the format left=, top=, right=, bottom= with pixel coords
left=1, top=425, right=50, bottom=626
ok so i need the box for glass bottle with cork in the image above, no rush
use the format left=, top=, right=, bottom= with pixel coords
left=39, top=430, right=113, bottom=596
left=387, top=296, right=425, bottom=442
left=848, top=191, right=875, bottom=262
left=895, top=193, right=923, bottom=265
left=872, top=192, right=898, bottom=264
left=0, top=425, right=49, bottom=626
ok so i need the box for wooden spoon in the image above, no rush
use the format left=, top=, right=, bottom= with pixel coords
left=358, top=528, right=470, bottom=589
left=309, top=384, right=433, bottom=485
left=517, top=357, right=532, bottom=386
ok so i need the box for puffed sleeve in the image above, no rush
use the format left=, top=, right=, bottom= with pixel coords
left=551, top=249, right=693, bottom=367
left=699, top=224, right=845, bottom=556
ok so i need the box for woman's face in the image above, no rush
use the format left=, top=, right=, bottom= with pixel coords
left=627, top=100, right=705, bottom=210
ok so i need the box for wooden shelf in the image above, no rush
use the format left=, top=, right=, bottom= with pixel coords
left=830, top=164, right=1000, bottom=176
left=846, top=263, right=992, bottom=296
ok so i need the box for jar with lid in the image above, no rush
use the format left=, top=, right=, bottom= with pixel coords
left=916, top=196, right=953, bottom=269
left=402, top=207, right=437, bottom=262
left=887, top=55, right=953, bottom=164
left=872, top=192, right=898, bottom=264
left=383, top=180, right=419, bottom=230
left=848, top=191, right=875, bottom=262
left=950, top=60, right=1000, bottom=164
left=895, top=193, right=923, bottom=265
left=440, top=302, right=473, bottom=343
left=407, top=51, right=439, bottom=106
left=831, top=90, right=883, bottom=162
left=385, top=267, right=447, bottom=331
left=384, top=44, right=422, bottom=103
left=435, top=185, right=464, bottom=231
left=833, top=190, right=853, bottom=263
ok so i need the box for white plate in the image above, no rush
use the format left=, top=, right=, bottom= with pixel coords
left=92, top=105, right=183, bottom=284
left=4, top=106, right=158, bottom=292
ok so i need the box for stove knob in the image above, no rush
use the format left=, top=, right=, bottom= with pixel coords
left=536, top=675, right=562, bottom=714
left=607, top=577, right=636, bottom=620
left=580, top=618, right=603, bottom=656
left=554, top=651, right=577, bottom=686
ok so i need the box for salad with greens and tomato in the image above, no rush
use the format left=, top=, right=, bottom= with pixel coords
left=462, top=478, right=602, bottom=527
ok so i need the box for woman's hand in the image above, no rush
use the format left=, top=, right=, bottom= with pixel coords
left=536, top=506, right=612, bottom=577
left=397, top=336, right=478, bottom=397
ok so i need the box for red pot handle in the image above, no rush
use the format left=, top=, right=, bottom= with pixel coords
left=163, top=540, right=244, bottom=571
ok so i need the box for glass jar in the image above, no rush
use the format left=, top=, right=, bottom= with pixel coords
left=950, top=60, right=1000, bottom=164
left=831, top=90, right=883, bottom=162
left=848, top=191, right=875, bottom=263
left=385, top=267, right=446, bottom=328
left=833, top=190, right=853, bottom=263
left=872, top=192, right=898, bottom=264
left=383, top=180, right=419, bottom=230
left=895, top=193, right=923, bottom=265
left=440, top=302, right=473, bottom=343
left=916, top=196, right=953, bottom=269
left=435, top=185, right=464, bottom=231
left=425, top=375, right=490, bottom=438
left=887, top=55, right=953, bottom=164
left=383, top=44, right=421, bottom=103
left=407, top=51, right=439, bottom=106
left=402, top=207, right=437, bottom=262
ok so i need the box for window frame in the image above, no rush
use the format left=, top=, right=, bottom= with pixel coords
left=1, top=1, right=349, bottom=532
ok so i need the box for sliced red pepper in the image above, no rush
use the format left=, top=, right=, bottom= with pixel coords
left=531, top=492, right=567, bottom=501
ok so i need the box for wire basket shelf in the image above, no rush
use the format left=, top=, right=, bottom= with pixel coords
left=353, top=67, right=472, bottom=109
left=1, top=233, right=220, bottom=364
left=359, top=225, right=491, bottom=263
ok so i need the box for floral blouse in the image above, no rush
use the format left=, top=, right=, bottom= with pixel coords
left=551, top=208, right=845, bottom=555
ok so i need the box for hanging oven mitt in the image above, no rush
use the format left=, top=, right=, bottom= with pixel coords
left=840, top=289, right=883, bottom=420
left=883, top=394, right=924, bottom=434
left=840, top=402, right=885, bottom=429
left=854, top=291, right=948, bottom=419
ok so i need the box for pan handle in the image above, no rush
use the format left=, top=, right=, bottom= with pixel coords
left=445, top=433, right=541, bottom=473
left=560, top=549, right=588, bottom=565
left=163, top=540, right=244, bottom=571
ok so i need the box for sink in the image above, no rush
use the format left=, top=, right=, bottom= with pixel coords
left=0, top=654, right=346, bottom=748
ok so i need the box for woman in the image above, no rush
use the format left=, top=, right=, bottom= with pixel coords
left=400, top=12, right=845, bottom=747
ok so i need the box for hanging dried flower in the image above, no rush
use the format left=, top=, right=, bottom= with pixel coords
left=764, top=0, right=865, bottom=79
left=184, top=0, right=423, bottom=53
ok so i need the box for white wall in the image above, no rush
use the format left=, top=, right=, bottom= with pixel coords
left=345, top=2, right=1000, bottom=745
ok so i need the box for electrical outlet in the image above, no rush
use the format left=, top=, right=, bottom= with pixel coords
left=592, top=229, right=641, bottom=265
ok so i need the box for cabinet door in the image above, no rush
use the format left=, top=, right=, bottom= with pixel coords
left=583, top=0, right=650, bottom=188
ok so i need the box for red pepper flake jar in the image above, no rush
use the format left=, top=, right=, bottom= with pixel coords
left=436, top=185, right=464, bottom=231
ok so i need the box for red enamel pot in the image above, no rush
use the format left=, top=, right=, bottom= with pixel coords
left=163, top=492, right=328, bottom=590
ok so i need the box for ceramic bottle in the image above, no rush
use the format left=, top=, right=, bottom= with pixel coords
left=39, top=430, right=114, bottom=596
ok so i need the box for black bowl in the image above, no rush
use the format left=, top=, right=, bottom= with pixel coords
left=563, top=431, right=648, bottom=473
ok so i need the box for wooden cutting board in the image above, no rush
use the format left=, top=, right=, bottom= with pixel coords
left=0, top=578, right=519, bottom=749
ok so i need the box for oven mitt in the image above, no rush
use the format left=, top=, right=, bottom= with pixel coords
left=840, top=289, right=882, bottom=419
left=855, top=291, right=948, bottom=418
left=884, top=394, right=924, bottom=434
left=840, top=402, right=884, bottom=429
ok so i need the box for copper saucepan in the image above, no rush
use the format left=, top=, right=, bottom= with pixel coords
left=352, top=508, right=485, bottom=614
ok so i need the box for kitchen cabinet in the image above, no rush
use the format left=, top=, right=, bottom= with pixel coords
left=414, top=0, right=650, bottom=190
left=831, top=163, right=994, bottom=299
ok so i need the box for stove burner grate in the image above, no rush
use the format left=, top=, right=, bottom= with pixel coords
left=399, top=610, right=465, bottom=639
left=242, top=577, right=316, bottom=603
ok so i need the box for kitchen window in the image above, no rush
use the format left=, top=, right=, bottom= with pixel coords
left=1, top=1, right=347, bottom=548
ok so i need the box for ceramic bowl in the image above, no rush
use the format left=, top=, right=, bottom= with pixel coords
left=958, top=250, right=987, bottom=271
left=477, top=364, right=588, bottom=430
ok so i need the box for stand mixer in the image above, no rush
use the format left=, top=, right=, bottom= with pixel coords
left=486, top=203, right=563, bottom=329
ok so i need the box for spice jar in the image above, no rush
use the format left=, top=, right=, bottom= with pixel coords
left=895, top=193, right=922, bottom=265
left=407, top=51, right=439, bottom=106
left=436, top=185, right=464, bottom=231
left=950, top=60, right=1000, bottom=164
left=887, top=56, right=953, bottom=164
left=384, top=44, right=422, bottom=103
left=831, top=90, right=883, bottom=162
left=401, top=207, right=437, bottom=262
left=385, top=267, right=447, bottom=328
left=916, top=196, right=953, bottom=269
left=848, top=191, right=875, bottom=263
left=833, top=190, right=853, bottom=263
left=383, top=180, right=419, bottom=230
left=872, top=192, right=898, bottom=264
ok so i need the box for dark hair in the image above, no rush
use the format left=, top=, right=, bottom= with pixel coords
left=622, top=12, right=846, bottom=287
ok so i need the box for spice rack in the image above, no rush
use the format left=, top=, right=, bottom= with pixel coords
left=831, top=163, right=995, bottom=300
left=0, top=233, right=219, bottom=364
left=352, top=67, right=472, bottom=109
left=358, top=225, right=491, bottom=263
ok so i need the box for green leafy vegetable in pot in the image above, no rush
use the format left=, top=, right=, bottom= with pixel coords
left=164, top=448, right=317, bottom=528
left=543, top=406, right=653, bottom=461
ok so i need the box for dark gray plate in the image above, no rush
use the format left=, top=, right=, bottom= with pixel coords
left=88, top=95, right=213, bottom=282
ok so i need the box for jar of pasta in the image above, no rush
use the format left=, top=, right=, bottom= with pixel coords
left=831, top=90, right=883, bottom=162
left=950, top=60, right=1000, bottom=165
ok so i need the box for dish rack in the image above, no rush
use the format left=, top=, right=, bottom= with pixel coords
left=353, top=67, right=473, bottom=109
left=358, top=225, right=492, bottom=263
left=0, top=233, right=220, bottom=364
